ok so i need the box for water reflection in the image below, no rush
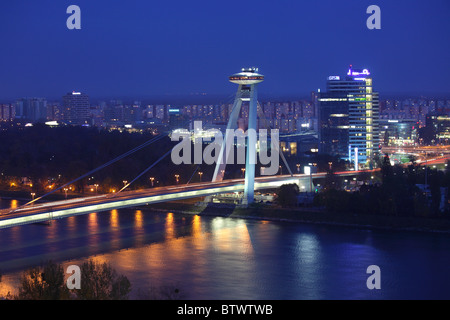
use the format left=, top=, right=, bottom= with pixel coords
left=295, top=233, right=322, bottom=299
left=110, top=209, right=119, bottom=229
left=1, top=201, right=450, bottom=299
left=88, top=212, right=98, bottom=234
left=165, top=212, right=174, bottom=240
left=135, top=210, right=143, bottom=230
left=10, top=199, right=18, bottom=209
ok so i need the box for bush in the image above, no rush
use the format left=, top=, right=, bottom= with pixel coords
left=276, top=183, right=299, bottom=208
left=14, top=259, right=131, bottom=300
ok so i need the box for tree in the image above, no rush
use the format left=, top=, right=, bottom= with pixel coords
left=381, top=154, right=393, bottom=184
left=17, top=260, right=70, bottom=300
left=14, top=260, right=131, bottom=300
left=75, top=260, right=131, bottom=300
left=276, top=183, right=299, bottom=208
left=323, top=169, right=342, bottom=191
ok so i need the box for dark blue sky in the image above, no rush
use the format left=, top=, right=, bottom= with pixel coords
left=0, top=0, right=449, bottom=101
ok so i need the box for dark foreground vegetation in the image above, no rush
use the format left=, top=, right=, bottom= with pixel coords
left=0, top=260, right=184, bottom=300
left=313, top=155, right=450, bottom=219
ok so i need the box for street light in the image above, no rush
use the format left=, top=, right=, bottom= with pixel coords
left=296, top=164, right=300, bottom=173
left=64, top=188, right=68, bottom=199
left=150, top=177, right=154, bottom=187
left=94, top=184, right=99, bottom=193
left=198, top=171, right=203, bottom=182
left=31, top=192, right=35, bottom=200
left=175, top=174, right=180, bottom=184
left=241, top=168, right=245, bottom=177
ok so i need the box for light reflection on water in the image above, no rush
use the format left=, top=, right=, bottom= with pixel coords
left=1, top=198, right=450, bottom=299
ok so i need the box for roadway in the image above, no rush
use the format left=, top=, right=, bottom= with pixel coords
left=0, top=168, right=408, bottom=230
left=0, top=174, right=324, bottom=229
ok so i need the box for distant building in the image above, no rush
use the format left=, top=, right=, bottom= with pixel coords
left=168, top=107, right=186, bottom=130
left=0, top=104, right=15, bottom=121
left=123, top=102, right=142, bottom=124
left=319, top=66, right=380, bottom=166
left=380, top=119, right=417, bottom=146
left=15, top=97, right=47, bottom=122
left=425, top=113, right=450, bottom=144
left=62, top=91, right=90, bottom=125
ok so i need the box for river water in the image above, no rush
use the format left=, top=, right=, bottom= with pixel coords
left=0, top=198, right=449, bottom=299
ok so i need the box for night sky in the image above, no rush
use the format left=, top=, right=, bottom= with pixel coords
left=0, top=0, right=449, bottom=101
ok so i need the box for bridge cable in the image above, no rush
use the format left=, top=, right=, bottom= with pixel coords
left=10, top=133, right=168, bottom=212
left=186, top=165, right=200, bottom=185
left=114, top=117, right=205, bottom=193
left=115, top=148, right=173, bottom=194
left=256, top=101, right=294, bottom=176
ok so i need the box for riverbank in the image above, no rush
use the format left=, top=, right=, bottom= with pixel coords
left=145, top=200, right=450, bottom=234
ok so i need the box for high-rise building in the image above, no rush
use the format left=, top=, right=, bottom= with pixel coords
left=62, top=91, right=90, bottom=125
left=15, top=97, right=47, bottom=122
left=319, top=66, right=380, bottom=167
left=0, top=104, right=15, bottom=121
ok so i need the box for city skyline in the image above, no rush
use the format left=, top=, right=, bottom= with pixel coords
left=2, top=0, right=450, bottom=303
left=0, top=1, right=449, bottom=100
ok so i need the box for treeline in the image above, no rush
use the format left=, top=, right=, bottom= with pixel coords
left=314, top=155, right=450, bottom=218
left=0, top=124, right=346, bottom=195
left=0, top=124, right=200, bottom=193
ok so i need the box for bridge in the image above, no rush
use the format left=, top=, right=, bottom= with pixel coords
left=0, top=171, right=366, bottom=229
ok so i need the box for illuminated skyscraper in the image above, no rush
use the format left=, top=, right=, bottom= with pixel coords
left=319, top=66, right=380, bottom=167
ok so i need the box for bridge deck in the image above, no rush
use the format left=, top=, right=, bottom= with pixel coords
left=0, top=174, right=321, bottom=229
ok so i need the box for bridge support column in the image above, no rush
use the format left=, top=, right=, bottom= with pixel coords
left=212, top=68, right=264, bottom=206
left=242, top=84, right=258, bottom=205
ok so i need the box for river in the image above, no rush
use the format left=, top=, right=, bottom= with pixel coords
left=1, top=198, right=449, bottom=299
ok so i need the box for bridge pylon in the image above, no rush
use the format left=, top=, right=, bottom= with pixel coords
left=212, top=67, right=264, bottom=205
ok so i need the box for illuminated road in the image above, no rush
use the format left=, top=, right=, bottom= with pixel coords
left=381, top=145, right=450, bottom=167
left=0, top=171, right=367, bottom=229
left=381, top=145, right=450, bottom=155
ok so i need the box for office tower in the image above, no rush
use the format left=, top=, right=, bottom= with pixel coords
left=168, top=107, right=186, bottom=129
left=123, top=103, right=142, bottom=123
left=15, top=97, right=47, bottom=122
left=319, top=66, right=380, bottom=167
left=62, top=91, right=90, bottom=125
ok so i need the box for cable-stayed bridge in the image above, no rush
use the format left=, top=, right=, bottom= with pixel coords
left=0, top=171, right=366, bottom=229
left=0, top=67, right=375, bottom=229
